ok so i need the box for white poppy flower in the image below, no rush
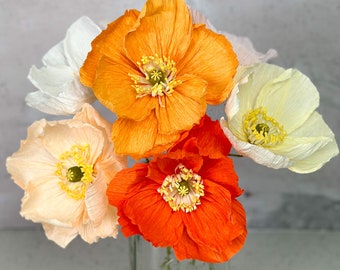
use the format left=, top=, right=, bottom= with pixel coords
left=220, top=63, right=338, bottom=173
left=189, top=8, right=277, bottom=65
left=26, top=17, right=101, bottom=115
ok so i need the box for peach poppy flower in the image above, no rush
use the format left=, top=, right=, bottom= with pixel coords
left=6, top=104, right=127, bottom=247
left=107, top=126, right=246, bottom=262
left=80, top=0, right=238, bottom=159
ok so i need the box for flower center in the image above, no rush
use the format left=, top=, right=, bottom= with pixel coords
left=243, top=107, right=286, bottom=146
left=129, top=54, right=182, bottom=106
left=158, top=164, right=204, bottom=213
left=55, top=144, right=94, bottom=200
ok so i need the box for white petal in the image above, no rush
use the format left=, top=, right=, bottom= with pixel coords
left=28, top=65, right=74, bottom=96
left=26, top=65, right=96, bottom=115
left=223, top=32, right=278, bottom=66
left=255, top=67, right=320, bottom=133
left=42, top=41, right=67, bottom=67
left=64, top=16, right=101, bottom=70
left=220, top=118, right=291, bottom=169
left=189, top=8, right=277, bottom=66
left=189, top=7, right=217, bottom=31
left=26, top=17, right=99, bottom=115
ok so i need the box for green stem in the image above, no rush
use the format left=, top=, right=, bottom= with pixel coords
left=228, top=153, right=243, bottom=157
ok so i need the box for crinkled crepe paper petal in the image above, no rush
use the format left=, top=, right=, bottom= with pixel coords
left=220, top=118, right=291, bottom=169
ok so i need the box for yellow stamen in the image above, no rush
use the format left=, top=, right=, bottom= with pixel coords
left=128, top=54, right=182, bottom=106
left=55, top=144, right=94, bottom=200
left=158, top=164, right=204, bottom=213
left=243, top=107, right=286, bottom=146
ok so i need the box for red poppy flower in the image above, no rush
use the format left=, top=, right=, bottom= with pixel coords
left=107, top=137, right=246, bottom=262
left=171, top=114, right=232, bottom=158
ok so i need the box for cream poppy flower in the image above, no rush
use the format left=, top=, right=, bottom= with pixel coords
left=189, top=8, right=277, bottom=65
left=220, top=63, right=338, bottom=173
left=6, top=104, right=127, bottom=247
left=26, top=17, right=101, bottom=115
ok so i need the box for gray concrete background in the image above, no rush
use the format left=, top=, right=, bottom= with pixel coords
left=0, top=0, right=340, bottom=268
left=2, top=0, right=339, bottom=229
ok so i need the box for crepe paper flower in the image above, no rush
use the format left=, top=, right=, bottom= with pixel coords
left=80, top=0, right=238, bottom=159
left=6, top=104, right=127, bottom=247
left=25, top=17, right=101, bottom=115
left=171, top=114, right=232, bottom=159
left=190, top=8, right=278, bottom=66
left=220, top=63, right=339, bottom=173
left=107, top=138, right=246, bottom=263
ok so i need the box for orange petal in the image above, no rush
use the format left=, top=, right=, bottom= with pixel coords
left=80, top=9, right=140, bottom=87
left=142, top=131, right=181, bottom=158
left=183, top=181, right=233, bottom=250
left=177, top=25, right=238, bottom=104
left=93, top=56, right=157, bottom=120
left=112, top=113, right=158, bottom=159
left=156, top=75, right=207, bottom=134
left=124, top=183, right=184, bottom=247
left=200, top=157, right=242, bottom=197
left=173, top=230, right=228, bottom=263
left=125, top=0, right=192, bottom=64
left=170, top=115, right=232, bottom=158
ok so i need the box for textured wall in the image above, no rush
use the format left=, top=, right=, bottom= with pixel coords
left=1, top=0, right=339, bottom=229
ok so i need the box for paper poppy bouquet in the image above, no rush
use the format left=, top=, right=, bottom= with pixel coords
left=6, top=0, right=339, bottom=265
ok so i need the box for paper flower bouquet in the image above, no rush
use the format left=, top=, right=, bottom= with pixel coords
left=6, top=0, right=338, bottom=268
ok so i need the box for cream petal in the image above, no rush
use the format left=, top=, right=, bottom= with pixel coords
left=78, top=206, right=118, bottom=244
left=85, top=172, right=108, bottom=224
left=64, top=16, right=101, bottom=70
left=289, top=139, right=339, bottom=173
left=73, top=103, right=112, bottom=138
left=233, top=64, right=286, bottom=118
left=6, top=139, right=57, bottom=189
left=42, top=223, right=78, bottom=248
left=220, top=118, right=291, bottom=169
left=286, top=112, right=339, bottom=173
left=255, top=67, right=320, bottom=133
left=273, top=136, right=332, bottom=161
left=21, top=180, right=84, bottom=225
left=42, top=122, right=104, bottom=164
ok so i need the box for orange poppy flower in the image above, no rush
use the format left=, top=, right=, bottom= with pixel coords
left=80, top=0, right=238, bottom=159
left=107, top=133, right=246, bottom=262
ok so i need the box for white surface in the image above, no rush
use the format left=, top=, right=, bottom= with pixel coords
left=0, top=229, right=339, bottom=270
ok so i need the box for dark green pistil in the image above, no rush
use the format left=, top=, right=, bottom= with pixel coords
left=66, top=166, right=84, bottom=182
left=255, top=123, right=270, bottom=135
